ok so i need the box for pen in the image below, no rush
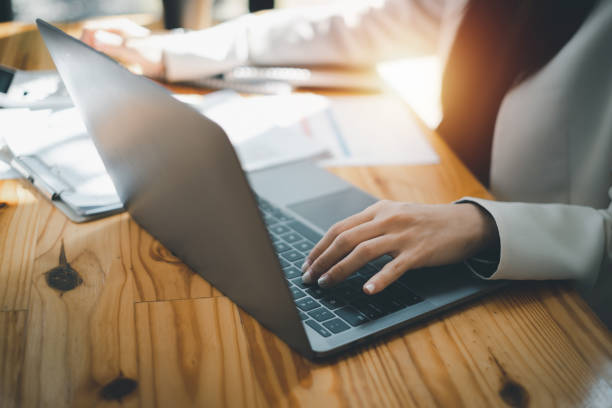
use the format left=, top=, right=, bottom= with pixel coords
left=0, top=141, right=122, bottom=216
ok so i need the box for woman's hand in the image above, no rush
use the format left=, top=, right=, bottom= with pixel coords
left=80, top=19, right=166, bottom=79
left=301, top=200, right=498, bottom=294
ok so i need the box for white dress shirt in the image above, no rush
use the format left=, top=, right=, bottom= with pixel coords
left=156, top=0, right=612, bottom=325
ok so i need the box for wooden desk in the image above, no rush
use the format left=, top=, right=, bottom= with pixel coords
left=1, top=19, right=611, bottom=408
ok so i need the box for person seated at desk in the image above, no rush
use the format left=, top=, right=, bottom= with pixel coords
left=82, top=0, right=612, bottom=326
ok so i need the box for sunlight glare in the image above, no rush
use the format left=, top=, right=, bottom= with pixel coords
left=377, top=56, right=443, bottom=129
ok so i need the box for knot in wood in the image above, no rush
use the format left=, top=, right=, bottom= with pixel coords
left=45, top=265, right=82, bottom=292
left=499, top=380, right=529, bottom=407
left=100, top=377, right=138, bottom=401
left=45, top=241, right=83, bottom=292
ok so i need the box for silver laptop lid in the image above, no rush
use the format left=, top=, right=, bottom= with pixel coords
left=36, top=19, right=313, bottom=357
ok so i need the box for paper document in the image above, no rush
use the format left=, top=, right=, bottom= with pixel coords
left=0, top=108, right=119, bottom=201
left=0, top=161, right=18, bottom=179
left=178, top=91, right=438, bottom=169
left=0, top=91, right=338, bottom=188
left=317, top=95, right=439, bottom=166
left=178, top=91, right=335, bottom=171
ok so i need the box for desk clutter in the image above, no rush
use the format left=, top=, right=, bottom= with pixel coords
left=0, top=90, right=437, bottom=222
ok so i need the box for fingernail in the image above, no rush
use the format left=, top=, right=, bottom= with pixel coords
left=302, top=270, right=313, bottom=284
left=364, top=283, right=375, bottom=294
left=317, top=274, right=330, bottom=288
left=301, top=259, right=310, bottom=272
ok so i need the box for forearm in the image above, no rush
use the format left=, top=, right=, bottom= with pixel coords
left=162, top=0, right=448, bottom=82
left=458, top=194, right=611, bottom=284
left=246, top=0, right=443, bottom=67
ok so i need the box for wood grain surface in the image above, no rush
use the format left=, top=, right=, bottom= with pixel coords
left=0, top=182, right=40, bottom=311
left=0, top=17, right=610, bottom=408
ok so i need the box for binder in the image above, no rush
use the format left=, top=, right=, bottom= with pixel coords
left=0, top=143, right=123, bottom=222
left=0, top=105, right=123, bottom=223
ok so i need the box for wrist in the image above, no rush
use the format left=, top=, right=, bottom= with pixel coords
left=456, top=203, right=500, bottom=256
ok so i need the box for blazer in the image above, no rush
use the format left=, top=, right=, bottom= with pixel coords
left=157, top=0, right=612, bottom=326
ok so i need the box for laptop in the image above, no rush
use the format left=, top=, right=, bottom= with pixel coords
left=37, top=19, right=505, bottom=359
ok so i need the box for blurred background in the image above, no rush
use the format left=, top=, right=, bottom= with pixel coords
left=0, top=0, right=442, bottom=127
left=1, top=0, right=332, bottom=25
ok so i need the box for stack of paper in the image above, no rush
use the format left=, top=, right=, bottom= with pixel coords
left=321, top=95, right=439, bottom=166
left=176, top=90, right=335, bottom=171
left=0, top=107, right=118, bottom=199
left=178, top=91, right=439, bottom=169
left=0, top=91, right=439, bottom=217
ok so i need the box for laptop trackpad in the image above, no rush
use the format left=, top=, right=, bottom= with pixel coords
left=288, top=188, right=377, bottom=232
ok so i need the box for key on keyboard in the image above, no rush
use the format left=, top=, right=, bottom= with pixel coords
left=309, top=307, right=335, bottom=322
left=296, top=297, right=319, bottom=311
left=281, top=250, right=303, bottom=262
left=335, top=307, right=369, bottom=326
left=290, top=287, right=306, bottom=299
left=305, top=320, right=331, bottom=337
left=284, top=267, right=301, bottom=279
left=323, top=318, right=350, bottom=334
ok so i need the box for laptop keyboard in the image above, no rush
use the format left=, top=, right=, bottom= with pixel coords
left=256, top=195, right=424, bottom=338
